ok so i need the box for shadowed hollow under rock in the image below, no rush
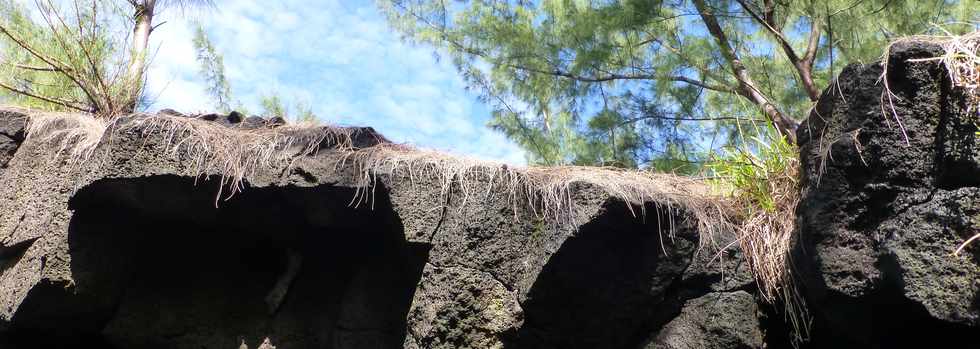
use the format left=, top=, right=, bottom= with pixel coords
left=0, top=107, right=757, bottom=348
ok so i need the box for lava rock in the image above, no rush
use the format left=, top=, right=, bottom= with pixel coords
left=195, top=112, right=243, bottom=126
left=227, top=111, right=244, bottom=124
left=157, top=108, right=186, bottom=118
left=0, top=106, right=727, bottom=348
left=646, top=291, right=764, bottom=349
left=0, top=108, right=25, bottom=177
left=794, top=41, right=979, bottom=347
left=241, top=116, right=267, bottom=129
left=267, top=116, right=287, bottom=127
left=348, top=127, right=390, bottom=148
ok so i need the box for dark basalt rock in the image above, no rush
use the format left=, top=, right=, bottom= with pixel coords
left=6, top=40, right=974, bottom=348
left=195, top=111, right=244, bottom=126
left=242, top=116, right=268, bottom=129
left=227, top=111, right=244, bottom=124
left=267, top=116, right=287, bottom=127
left=0, top=108, right=753, bottom=348
left=645, top=291, right=764, bottom=349
left=348, top=127, right=390, bottom=149
left=0, top=108, right=25, bottom=179
left=157, top=108, right=186, bottom=118
left=794, top=41, right=979, bottom=347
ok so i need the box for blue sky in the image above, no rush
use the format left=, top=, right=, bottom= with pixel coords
left=144, top=0, right=527, bottom=165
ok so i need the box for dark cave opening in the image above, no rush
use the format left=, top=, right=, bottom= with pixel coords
left=508, top=201, right=699, bottom=349
left=3, top=175, right=429, bottom=349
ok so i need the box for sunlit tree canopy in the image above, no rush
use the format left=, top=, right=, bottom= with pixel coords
left=378, top=0, right=977, bottom=169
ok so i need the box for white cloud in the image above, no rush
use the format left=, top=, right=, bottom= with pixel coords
left=143, top=0, right=526, bottom=165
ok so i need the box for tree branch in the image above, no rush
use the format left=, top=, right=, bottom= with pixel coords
left=736, top=0, right=792, bottom=51
left=9, top=63, right=63, bottom=72
left=0, top=23, right=97, bottom=109
left=620, top=114, right=768, bottom=126
left=803, top=18, right=821, bottom=65
left=30, top=1, right=104, bottom=110
left=693, top=0, right=799, bottom=144
left=466, top=70, right=551, bottom=162
left=735, top=0, right=821, bottom=101
left=0, top=23, right=71, bottom=73
left=150, top=20, right=167, bottom=32
left=507, top=64, right=739, bottom=94
left=0, top=81, right=89, bottom=112
left=797, top=18, right=822, bottom=101
left=48, top=0, right=113, bottom=111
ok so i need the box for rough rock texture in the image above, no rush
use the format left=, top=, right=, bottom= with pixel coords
left=795, top=41, right=980, bottom=347
left=645, top=291, right=763, bottom=349
left=0, top=109, right=25, bottom=179
left=0, top=108, right=759, bottom=348
left=17, top=39, right=980, bottom=348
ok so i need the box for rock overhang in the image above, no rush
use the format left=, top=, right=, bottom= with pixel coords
left=0, top=106, right=734, bottom=348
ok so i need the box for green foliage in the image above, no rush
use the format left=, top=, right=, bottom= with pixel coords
left=292, top=100, right=317, bottom=123
left=378, top=0, right=977, bottom=168
left=1, top=0, right=213, bottom=116
left=260, top=93, right=286, bottom=118
left=707, top=126, right=798, bottom=213
left=705, top=122, right=806, bottom=344
left=578, top=109, right=640, bottom=167
left=191, top=26, right=318, bottom=124
left=0, top=0, right=125, bottom=113
left=192, top=24, right=232, bottom=113
left=259, top=92, right=318, bottom=123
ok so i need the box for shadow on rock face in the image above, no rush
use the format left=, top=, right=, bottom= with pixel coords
left=506, top=201, right=698, bottom=349
left=2, top=175, right=430, bottom=349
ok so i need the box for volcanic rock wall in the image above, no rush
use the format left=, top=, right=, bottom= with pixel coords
left=0, top=108, right=759, bottom=348
left=0, top=39, right=976, bottom=349
left=795, top=41, right=979, bottom=347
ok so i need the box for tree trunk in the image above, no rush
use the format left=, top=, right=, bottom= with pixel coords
left=693, top=0, right=800, bottom=144
left=125, top=1, right=155, bottom=113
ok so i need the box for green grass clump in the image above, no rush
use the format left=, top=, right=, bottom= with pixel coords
left=707, top=125, right=808, bottom=343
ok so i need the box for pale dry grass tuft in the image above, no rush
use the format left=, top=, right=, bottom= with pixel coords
left=120, top=115, right=354, bottom=200
left=341, top=143, right=732, bottom=241
left=730, top=159, right=808, bottom=342
left=954, top=233, right=980, bottom=256
left=709, top=134, right=809, bottom=343
left=905, top=30, right=980, bottom=110
left=22, top=110, right=732, bottom=243
left=24, top=112, right=355, bottom=200
left=25, top=109, right=110, bottom=167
